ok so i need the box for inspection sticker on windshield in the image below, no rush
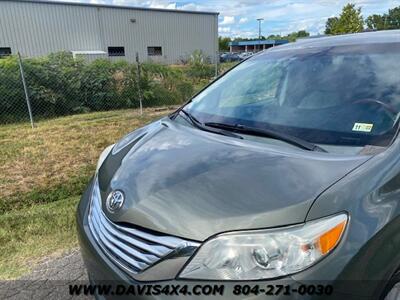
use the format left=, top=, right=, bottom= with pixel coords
left=352, top=123, right=373, bottom=132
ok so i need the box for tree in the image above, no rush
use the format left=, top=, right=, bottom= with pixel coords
left=286, top=30, right=310, bottom=42
left=325, top=3, right=364, bottom=35
left=296, top=30, right=310, bottom=38
left=387, top=6, right=400, bottom=29
left=365, top=6, right=400, bottom=31
left=232, top=36, right=266, bottom=42
left=266, top=30, right=310, bottom=42
left=366, top=14, right=387, bottom=30
left=266, top=34, right=282, bottom=40
left=325, top=17, right=339, bottom=34
left=218, top=36, right=231, bottom=51
left=229, top=30, right=310, bottom=44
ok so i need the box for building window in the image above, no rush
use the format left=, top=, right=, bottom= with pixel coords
left=0, top=47, right=12, bottom=57
left=147, top=46, right=162, bottom=56
left=108, top=47, right=125, bottom=57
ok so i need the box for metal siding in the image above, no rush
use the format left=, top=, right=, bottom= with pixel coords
left=15, top=0, right=218, bottom=16
left=99, top=7, right=216, bottom=64
left=0, top=1, right=217, bottom=63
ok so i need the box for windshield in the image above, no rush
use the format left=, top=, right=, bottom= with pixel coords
left=185, top=43, right=400, bottom=147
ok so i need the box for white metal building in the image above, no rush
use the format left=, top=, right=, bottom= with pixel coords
left=0, top=0, right=219, bottom=64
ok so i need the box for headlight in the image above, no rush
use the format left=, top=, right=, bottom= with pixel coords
left=179, top=213, right=347, bottom=280
left=96, top=144, right=114, bottom=172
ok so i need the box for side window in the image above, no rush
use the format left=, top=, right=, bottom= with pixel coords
left=0, top=47, right=12, bottom=57
left=147, top=47, right=162, bottom=56
left=108, top=47, right=125, bottom=57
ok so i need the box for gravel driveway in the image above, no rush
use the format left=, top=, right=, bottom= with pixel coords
left=0, top=249, right=91, bottom=300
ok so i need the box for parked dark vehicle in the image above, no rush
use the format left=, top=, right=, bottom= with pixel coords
left=238, top=51, right=254, bottom=60
left=78, top=30, right=400, bottom=300
left=220, top=52, right=241, bottom=62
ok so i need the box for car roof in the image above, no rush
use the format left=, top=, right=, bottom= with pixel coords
left=260, top=30, right=400, bottom=55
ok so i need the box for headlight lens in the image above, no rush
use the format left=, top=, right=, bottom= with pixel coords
left=179, top=213, right=347, bottom=280
left=96, top=144, right=114, bottom=172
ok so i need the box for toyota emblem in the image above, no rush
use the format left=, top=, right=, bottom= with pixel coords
left=106, top=190, right=125, bottom=213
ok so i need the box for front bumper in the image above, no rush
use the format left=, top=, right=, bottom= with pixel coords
left=76, top=180, right=378, bottom=300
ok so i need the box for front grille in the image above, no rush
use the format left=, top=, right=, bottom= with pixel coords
left=88, top=179, right=198, bottom=276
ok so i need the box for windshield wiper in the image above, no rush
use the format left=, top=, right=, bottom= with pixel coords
left=204, top=122, right=327, bottom=152
left=169, top=99, right=193, bottom=120
left=179, top=110, right=243, bottom=140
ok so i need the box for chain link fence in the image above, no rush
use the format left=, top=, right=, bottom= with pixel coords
left=0, top=50, right=222, bottom=126
left=0, top=50, right=237, bottom=280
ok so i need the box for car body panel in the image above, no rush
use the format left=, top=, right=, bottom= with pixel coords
left=98, top=119, right=369, bottom=241
left=78, top=30, right=400, bottom=299
left=298, top=137, right=400, bottom=298
left=77, top=186, right=372, bottom=300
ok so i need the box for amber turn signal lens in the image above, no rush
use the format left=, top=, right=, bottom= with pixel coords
left=317, top=220, right=347, bottom=255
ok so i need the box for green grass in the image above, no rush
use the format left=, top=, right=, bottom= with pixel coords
left=0, top=63, right=241, bottom=279
left=0, top=196, right=80, bottom=279
left=0, top=108, right=173, bottom=213
left=0, top=107, right=174, bottom=279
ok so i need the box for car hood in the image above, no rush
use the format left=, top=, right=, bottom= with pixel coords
left=98, top=119, right=370, bottom=241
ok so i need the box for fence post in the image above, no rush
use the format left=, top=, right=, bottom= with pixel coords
left=17, top=52, right=34, bottom=128
left=215, top=51, right=219, bottom=77
left=135, top=52, right=143, bottom=116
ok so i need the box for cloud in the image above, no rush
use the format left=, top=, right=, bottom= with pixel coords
left=179, top=2, right=205, bottom=11
left=49, top=0, right=400, bottom=37
left=111, top=0, right=177, bottom=9
left=148, top=1, right=177, bottom=9
left=218, top=27, right=231, bottom=33
left=220, top=16, right=235, bottom=25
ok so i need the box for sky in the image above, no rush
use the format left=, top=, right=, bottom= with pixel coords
left=51, top=0, right=400, bottom=37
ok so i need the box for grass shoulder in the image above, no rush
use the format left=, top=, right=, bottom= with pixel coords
left=0, top=107, right=174, bottom=279
left=0, top=196, right=80, bottom=279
